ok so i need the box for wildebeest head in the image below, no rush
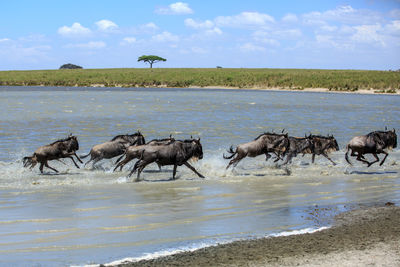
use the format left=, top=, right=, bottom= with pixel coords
left=133, top=131, right=146, bottom=146
left=67, top=135, right=79, bottom=152
left=326, top=135, right=339, bottom=152
left=273, top=133, right=290, bottom=156
left=299, top=134, right=314, bottom=153
left=191, top=138, right=203, bottom=160
left=385, top=129, right=397, bottom=149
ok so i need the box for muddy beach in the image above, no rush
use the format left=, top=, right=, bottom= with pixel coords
left=116, top=205, right=400, bottom=267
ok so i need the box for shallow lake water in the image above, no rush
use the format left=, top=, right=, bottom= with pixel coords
left=0, top=86, right=399, bottom=266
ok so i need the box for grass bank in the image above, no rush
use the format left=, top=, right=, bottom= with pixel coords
left=1, top=68, right=399, bottom=93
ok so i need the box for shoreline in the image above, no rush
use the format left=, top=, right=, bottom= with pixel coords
left=112, top=205, right=400, bottom=267
left=1, top=84, right=399, bottom=95
left=190, top=85, right=399, bottom=95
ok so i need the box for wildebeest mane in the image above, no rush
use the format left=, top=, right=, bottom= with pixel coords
left=111, top=132, right=141, bottom=141
left=254, top=132, right=286, bottom=141
left=49, top=136, right=74, bottom=145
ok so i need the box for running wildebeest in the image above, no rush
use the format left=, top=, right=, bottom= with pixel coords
left=129, top=138, right=204, bottom=181
left=223, top=132, right=290, bottom=170
left=113, top=136, right=175, bottom=172
left=345, top=129, right=397, bottom=167
left=302, top=134, right=339, bottom=165
left=81, top=132, right=145, bottom=168
left=280, top=135, right=314, bottom=165
left=23, top=134, right=82, bottom=173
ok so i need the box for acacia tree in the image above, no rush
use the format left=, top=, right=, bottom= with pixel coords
left=137, top=55, right=167, bottom=68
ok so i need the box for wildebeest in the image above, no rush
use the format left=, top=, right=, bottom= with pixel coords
left=129, top=138, right=204, bottom=181
left=302, top=134, right=339, bottom=165
left=345, top=129, right=397, bottom=167
left=113, top=136, right=175, bottom=172
left=81, top=132, right=145, bottom=167
left=223, top=132, right=289, bottom=169
left=280, top=135, right=314, bottom=165
left=23, top=134, right=82, bottom=173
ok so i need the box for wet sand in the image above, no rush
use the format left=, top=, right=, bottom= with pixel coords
left=114, top=205, right=400, bottom=267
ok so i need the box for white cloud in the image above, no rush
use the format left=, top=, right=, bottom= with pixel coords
left=65, top=41, right=106, bottom=49
left=0, top=38, right=10, bottom=43
left=120, top=37, right=137, bottom=45
left=351, top=24, right=385, bottom=46
left=385, top=20, right=400, bottom=36
left=282, top=13, right=298, bottom=23
left=215, top=12, right=275, bottom=28
left=152, top=31, right=179, bottom=42
left=142, top=22, right=159, bottom=31
left=185, top=18, right=214, bottom=29
left=319, top=25, right=338, bottom=32
left=239, top=42, right=266, bottom=52
left=205, top=27, right=223, bottom=35
left=96, top=19, right=118, bottom=32
left=155, top=2, right=193, bottom=15
left=58, top=22, right=91, bottom=37
left=302, top=5, right=383, bottom=26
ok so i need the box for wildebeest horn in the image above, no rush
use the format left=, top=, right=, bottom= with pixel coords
left=393, top=128, right=396, bottom=133
left=282, top=129, right=285, bottom=133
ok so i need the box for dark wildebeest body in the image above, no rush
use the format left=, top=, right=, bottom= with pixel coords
left=81, top=132, right=145, bottom=167
left=114, top=136, right=175, bottom=172
left=345, top=129, right=397, bottom=167
left=223, top=132, right=289, bottom=170
left=130, top=139, right=204, bottom=181
left=23, top=135, right=82, bottom=173
left=280, top=135, right=314, bottom=165
left=303, top=135, right=339, bottom=165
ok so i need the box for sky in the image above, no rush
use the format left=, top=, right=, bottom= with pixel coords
left=0, top=0, right=399, bottom=70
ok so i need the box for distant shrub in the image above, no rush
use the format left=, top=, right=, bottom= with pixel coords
left=59, top=63, right=82, bottom=69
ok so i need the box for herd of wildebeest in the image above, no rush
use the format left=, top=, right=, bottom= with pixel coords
left=22, top=128, right=397, bottom=181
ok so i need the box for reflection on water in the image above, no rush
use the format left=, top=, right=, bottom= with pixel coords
left=0, top=86, right=399, bottom=266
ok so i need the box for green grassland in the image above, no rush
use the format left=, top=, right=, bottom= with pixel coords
left=0, top=68, right=399, bottom=93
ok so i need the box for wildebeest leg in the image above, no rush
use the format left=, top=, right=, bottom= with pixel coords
left=39, top=162, right=45, bottom=173
left=114, top=155, right=125, bottom=165
left=184, top=162, right=205, bottom=178
left=84, top=156, right=94, bottom=167
left=379, top=151, right=389, bottom=166
left=322, top=152, right=336, bottom=165
left=45, top=161, right=59, bottom=173
left=129, top=160, right=149, bottom=181
left=66, top=156, right=80, bottom=168
left=265, top=153, right=272, bottom=161
left=157, top=163, right=162, bottom=171
left=172, top=164, right=177, bottom=179
left=73, top=153, right=83, bottom=164
left=366, top=153, right=380, bottom=167
left=226, top=154, right=245, bottom=170
left=356, top=153, right=372, bottom=166
left=113, top=156, right=131, bottom=172
left=312, top=154, right=316, bottom=163
left=91, top=158, right=102, bottom=168
left=29, top=161, right=37, bottom=170
left=281, top=153, right=292, bottom=165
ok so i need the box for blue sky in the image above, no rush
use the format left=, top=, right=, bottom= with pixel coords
left=1, top=0, right=399, bottom=70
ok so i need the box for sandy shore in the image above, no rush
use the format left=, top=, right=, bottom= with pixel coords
left=193, top=86, right=399, bottom=95
left=112, top=205, right=400, bottom=267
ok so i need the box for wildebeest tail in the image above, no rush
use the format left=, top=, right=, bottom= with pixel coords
left=344, top=144, right=352, bottom=165
left=80, top=152, right=91, bottom=159
left=223, top=146, right=237, bottom=159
